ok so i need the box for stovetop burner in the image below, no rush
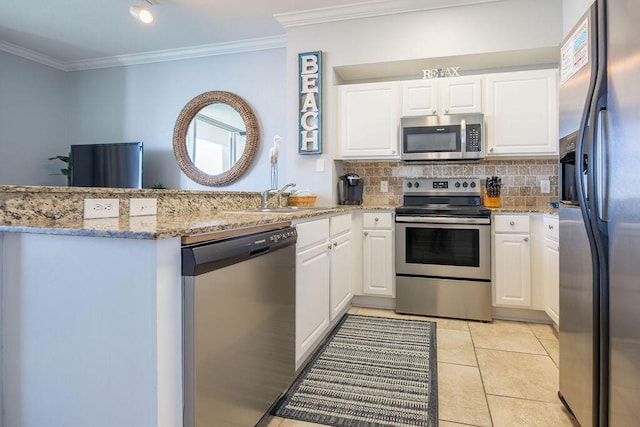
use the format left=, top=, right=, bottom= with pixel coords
left=396, top=178, right=491, bottom=218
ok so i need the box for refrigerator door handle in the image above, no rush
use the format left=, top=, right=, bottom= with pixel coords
left=595, top=109, right=609, bottom=222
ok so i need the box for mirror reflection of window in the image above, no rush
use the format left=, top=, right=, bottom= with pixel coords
left=186, top=105, right=246, bottom=175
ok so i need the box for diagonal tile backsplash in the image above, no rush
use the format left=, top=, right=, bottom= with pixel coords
left=341, top=159, right=558, bottom=210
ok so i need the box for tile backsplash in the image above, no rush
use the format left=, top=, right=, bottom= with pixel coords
left=341, top=159, right=558, bottom=210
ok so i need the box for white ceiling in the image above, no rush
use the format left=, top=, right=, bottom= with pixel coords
left=0, top=0, right=505, bottom=70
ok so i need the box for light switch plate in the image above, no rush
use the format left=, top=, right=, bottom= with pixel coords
left=83, top=199, right=120, bottom=219
left=130, top=198, right=157, bottom=216
left=540, top=179, right=550, bottom=194
left=380, top=180, right=389, bottom=193
left=316, top=159, right=325, bottom=172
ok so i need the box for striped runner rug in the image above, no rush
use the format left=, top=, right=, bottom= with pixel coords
left=272, top=314, right=437, bottom=427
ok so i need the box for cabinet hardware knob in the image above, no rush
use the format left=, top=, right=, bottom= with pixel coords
left=510, top=221, right=515, bottom=226
left=432, top=109, right=437, bottom=115
left=333, top=242, right=338, bottom=247
left=524, top=237, right=529, bottom=242
left=445, top=108, right=449, bottom=114
left=490, top=148, right=494, bottom=152
left=364, top=231, right=369, bottom=236
left=391, top=150, right=396, bottom=154
left=328, top=245, right=332, bottom=250
left=549, top=224, right=554, bottom=229
left=374, top=217, right=379, bottom=222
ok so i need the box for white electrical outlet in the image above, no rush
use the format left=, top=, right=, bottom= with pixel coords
left=83, top=199, right=120, bottom=219
left=316, top=159, right=325, bottom=172
left=130, top=198, right=157, bottom=216
left=541, top=179, right=551, bottom=194
left=380, top=180, right=389, bottom=193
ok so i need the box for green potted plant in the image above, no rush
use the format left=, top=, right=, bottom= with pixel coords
left=48, top=153, right=71, bottom=185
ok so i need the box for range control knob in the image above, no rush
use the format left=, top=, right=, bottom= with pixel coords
left=407, top=182, right=413, bottom=188
left=455, top=181, right=461, bottom=188
left=470, top=181, right=476, bottom=188
left=414, top=182, right=420, bottom=188
left=462, top=182, right=469, bottom=188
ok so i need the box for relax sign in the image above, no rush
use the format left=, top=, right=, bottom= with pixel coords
left=299, top=51, right=322, bottom=154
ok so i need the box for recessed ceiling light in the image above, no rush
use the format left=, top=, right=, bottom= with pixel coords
left=129, top=1, right=154, bottom=24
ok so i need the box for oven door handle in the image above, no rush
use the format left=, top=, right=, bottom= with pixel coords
left=395, top=216, right=491, bottom=225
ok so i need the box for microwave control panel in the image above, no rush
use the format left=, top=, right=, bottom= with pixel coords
left=466, top=124, right=482, bottom=152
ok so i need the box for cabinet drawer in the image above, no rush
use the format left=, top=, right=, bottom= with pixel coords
left=543, top=216, right=559, bottom=240
left=330, top=214, right=352, bottom=237
left=363, top=212, right=393, bottom=229
left=494, top=214, right=530, bottom=233
left=296, top=218, right=329, bottom=250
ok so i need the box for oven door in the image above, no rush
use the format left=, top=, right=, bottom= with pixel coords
left=395, top=216, right=491, bottom=281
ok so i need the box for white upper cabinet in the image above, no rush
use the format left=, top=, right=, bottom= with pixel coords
left=401, top=76, right=482, bottom=117
left=484, top=69, right=559, bottom=157
left=402, top=79, right=439, bottom=116
left=337, top=81, right=401, bottom=159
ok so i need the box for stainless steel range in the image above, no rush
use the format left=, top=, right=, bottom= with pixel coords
left=395, top=178, right=492, bottom=321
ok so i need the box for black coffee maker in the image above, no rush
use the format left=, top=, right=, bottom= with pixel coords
left=338, top=173, right=363, bottom=205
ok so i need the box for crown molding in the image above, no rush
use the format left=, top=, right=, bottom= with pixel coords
left=65, top=35, right=286, bottom=71
left=274, top=0, right=503, bottom=28
left=1, top=35, right=286, bottom=72
left=0, top=40, right=67, bottom=71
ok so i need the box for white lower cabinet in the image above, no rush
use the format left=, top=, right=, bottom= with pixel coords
left=493, top=214, right=532, bottom=307
left=295, top=214, right=353, bottom=368
left=330, top=215, right=353, bottom=320
left=543, top=216, right=560, bottom=326
left=362, top=212, right=394, bottom=296
left=295, top=218, right=331, bottom=367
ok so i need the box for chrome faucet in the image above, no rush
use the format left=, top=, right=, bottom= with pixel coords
left=262, top=183, right=296, bottom=208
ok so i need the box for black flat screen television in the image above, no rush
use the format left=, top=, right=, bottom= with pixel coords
left=70, top=142, right=143, bottom=188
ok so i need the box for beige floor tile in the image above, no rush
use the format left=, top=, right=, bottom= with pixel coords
left=469, top=320, right=546, bottom=354
left=259, top=416, right=283, bottom=427
left=476, top=348, right=559, bottom=402
left=540, top=338, right=559, bottom=367
left=528, top=322, right=558, bottom=340
left=410, top=315, right=471, bottom=332
left=487, top=394, right=578, bottom=427
left=439, top=421, right=482, bottom=427
left=437, top=329, right=478, bottom=367
left=278, top=419, right=322, bottom=427
left=438, top=362, right=492, bottom=427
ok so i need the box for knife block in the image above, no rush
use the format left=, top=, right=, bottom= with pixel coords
left=482, top=187, right=501, bottom=208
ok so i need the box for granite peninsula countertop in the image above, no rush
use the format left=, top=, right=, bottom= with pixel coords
left=0, top=205, right=397, bottom=240
left=0, top=204, right=557, bottom=240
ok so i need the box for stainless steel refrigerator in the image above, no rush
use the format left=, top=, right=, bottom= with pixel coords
left=559, top=1, right=640, bottom=426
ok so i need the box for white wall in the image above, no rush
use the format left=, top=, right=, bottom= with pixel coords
left=282, top=0, right=563, bottom=205
left=68, top=48, right=286, bottom=191
left=0, top=52, right=70, bottom=186
left=2, top=233, right=182, bottom=427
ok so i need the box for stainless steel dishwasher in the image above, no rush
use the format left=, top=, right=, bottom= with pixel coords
left=181, top=224, right=297, bottom=427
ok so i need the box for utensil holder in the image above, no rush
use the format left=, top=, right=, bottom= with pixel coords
left=482, top=187, right=501, bottom=208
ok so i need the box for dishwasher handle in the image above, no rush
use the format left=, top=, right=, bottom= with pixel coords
left=182, top=227, right=297, bottom=277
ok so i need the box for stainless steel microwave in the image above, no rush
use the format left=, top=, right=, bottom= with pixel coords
left=400, top=114, right=485, bottom=161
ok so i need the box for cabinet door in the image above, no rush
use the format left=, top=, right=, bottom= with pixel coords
left=296, top=241, right=330, bottom=365
left=402, top=79, right=438, bottom=116
left=494, top=233, right=531, bottom=306
left=363, top=229, right=394, bottom=296
left=484, top=69, right=558, bottom=156
left=544, top=237, right=560, bottom=326
left=338, top=82, right=401, bottom=158
left=330, top=232, right=353, bottom=320
left=441, top=76, right=482, bottom=114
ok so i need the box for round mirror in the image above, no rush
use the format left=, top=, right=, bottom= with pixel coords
left=173, top=91, right=259, bottom=186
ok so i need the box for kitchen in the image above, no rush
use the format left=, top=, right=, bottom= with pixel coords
left=0, top=0, right=635, bottom=426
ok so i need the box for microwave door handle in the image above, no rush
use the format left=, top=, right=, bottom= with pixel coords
left=460, top=119, right=467, bottom=153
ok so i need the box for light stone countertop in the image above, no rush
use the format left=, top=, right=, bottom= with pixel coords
left=0, top=205, right=398, bottom=240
